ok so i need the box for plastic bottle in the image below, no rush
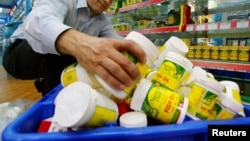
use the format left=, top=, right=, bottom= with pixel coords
left=154, top=36, right=189, bottom=68
left=60, top=62, right=101, bottom=89
left=119, top=111, right=147, bottom=128
left=53, top=81, right=119, bottom=128
left=130, top=79, right=189, bottom=124
left=183, top=66, right=207, bottom=87
left=208, top=91, right=243, bottom=120
left=219, top=46, right=229, bottom=60
left=96, top=31, right=158, bottom=99
left=220, top=80, right=245, bottom=117
left=152, top=51, right=193, bottom=92
left=210, top=46, right=219, bottom=60
left=238, top=46, right=249, bottom=61
left=187, top=77, right=224, bottom=120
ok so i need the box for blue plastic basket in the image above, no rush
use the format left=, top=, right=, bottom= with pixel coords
left=2, top=84, right=250, bottom=141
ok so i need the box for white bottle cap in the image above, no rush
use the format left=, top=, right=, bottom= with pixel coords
left=154, top=36, right=189, bottom=68
left=119, top=111, right=147, bottom=128
left=184, top=66, right=207, bottom=87
left=95, top=74, right=127, bottom=99
left=125, top=31, right=159, bottom=67
left=53, top=82, right=96, bottom=127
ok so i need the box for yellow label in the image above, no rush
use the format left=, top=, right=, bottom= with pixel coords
left=216, top=109, right=234, bottom=120
left=152, top=60, right=186, bottom=91
left=219, top=50, right=228, bottom=60
left=142, top=84, right=185, bottom=124
left=211, top=50, right=219, bottom=59
left=232, top=89, right=242, bottom=103
left=188, top=84, right=218, bottom=120
left=208, top=102, right=234, bottom=120
left=86, top=106, right=117, bottom=127
left=187, top=49, right=195, bottom=58
left=194, top=49, right=202, bottom=58
left=62, top=63, right=78, bottom=86
left=229, top=50, right=238, bottom=61
left=202, top=49, right=210, bottom=59
left=123, top=52, right=152, bottom=96
left=124, top=63, right=152, bottom=96
left=238, top=51, right=249, bottom=61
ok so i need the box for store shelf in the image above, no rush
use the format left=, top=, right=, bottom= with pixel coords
left=186, top=19, right=250, bottom=32
left=107, top=0, right=167, bottom=15
left=185, top=20, right=250, bottom=38
left=117, top=25, right=179, bottom=36
left=192, top=1, right=250, bottom=17
left=190, top=59, right=250, bottom=72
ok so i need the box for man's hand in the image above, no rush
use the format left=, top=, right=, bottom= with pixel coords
left=56, top=29, right=146, bottom=90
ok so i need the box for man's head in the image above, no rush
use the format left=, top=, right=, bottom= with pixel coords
left=87, top=0, right=114, bottom=16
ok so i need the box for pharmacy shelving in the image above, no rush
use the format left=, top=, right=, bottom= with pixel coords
left=7, top=0, right=33, bottom=23
left=109, top=0, right=250, bottom=73
left=106, top=0, right=167, bottom=15
left=190, top=59, right=250, bottom=72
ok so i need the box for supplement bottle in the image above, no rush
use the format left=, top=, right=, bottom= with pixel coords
left=154, top=36, right=189, bottom=68
left=220, top=80, right=245, bottom=117
left=60, top=62, right=101, bottom=89
left=130, top=79, right=189, bottom=124
left=208, top=93, right=243, bottom=120
left=187, top=77, right=224, bottom=120
left=53, top=81, right=119, bottom=128
left=152, top=51, right=193, bottom=92
left=96, top=31, right=158, bottom=99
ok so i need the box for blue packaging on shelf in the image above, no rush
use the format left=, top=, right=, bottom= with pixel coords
left=2, top=84, right=250, bottom=141
left=225, top=70, right=241, bottom=79
left=241, top=72, right=250, bottom=81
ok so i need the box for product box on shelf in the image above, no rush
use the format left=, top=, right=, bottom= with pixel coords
left=2, top=84, right=250, bottom=141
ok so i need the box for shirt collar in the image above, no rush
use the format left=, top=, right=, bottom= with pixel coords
left=77, top=0, right=88, bottom=8
left=77, top=0, right=105, bottom=20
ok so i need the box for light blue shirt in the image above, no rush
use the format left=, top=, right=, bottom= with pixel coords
left=11, top=0, right=121, bottom=54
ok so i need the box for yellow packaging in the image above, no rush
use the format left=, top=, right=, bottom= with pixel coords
left=208, top=102, right=235, bottom=120
left=152, top=52, right=193, bottom=92
left=187, top=77, right=224, bottom=120
left=194, top=46, right=202, bottom=59
left=210, top=46, right=219, bottom=60
left=130, top=79, right=189, bottom=124
left=238, top=46, right=249, bottom=61
left=201, top=46, right=211, bottom=59
left=219, top=46, right=229, bottom=60
left=187, top=46, right=195, bottom=58
left=228, top=46, right=238, bottom=61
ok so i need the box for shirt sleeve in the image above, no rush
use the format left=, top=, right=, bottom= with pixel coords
left=99, top=15, right=123, bottom=39
left=21, top=0, right=71, bottom=55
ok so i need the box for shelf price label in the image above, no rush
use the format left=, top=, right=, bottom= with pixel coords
left=208, top=23, right=217, bottom=30
left=196, top=24, right=205, bottom=31
left=220, top=22, right=230, bottom=29
left=186, top=25, right=194, bottom=31
left=236, top=20, right=249, bottom=28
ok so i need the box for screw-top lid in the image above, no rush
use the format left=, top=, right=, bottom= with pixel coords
left=53, top=82, right=96, bottom=128
left=95, top=74, right=127, bottom=99
left=125, top=31, right=159, bottom=66
left=130, top=79, right=151, bottom=111
left=154, top=36, right=189, bottom=68
left=165, top=36, right=189, bottom=55
left=119, top=111, right=147, bottom=128
left=195, top=77, right=224, bottom=95
left=165, top=51, right=193, bottom=71
left=184, top=66, right=207, bottom=86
